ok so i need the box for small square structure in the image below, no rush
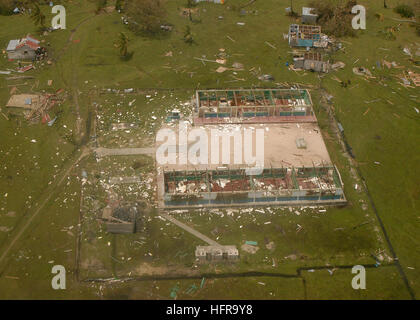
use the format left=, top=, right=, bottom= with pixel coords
left=302, top=7, right=318, bottom=24
left=296, top=138, right=307, bottom=149
left=102, top=206, right=138, bottom=234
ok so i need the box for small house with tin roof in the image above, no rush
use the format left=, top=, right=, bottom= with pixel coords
left=6, top=35, right=41, bottom=60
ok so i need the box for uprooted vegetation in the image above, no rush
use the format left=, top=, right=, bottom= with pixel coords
left=308, top=0, right=358, bottom=37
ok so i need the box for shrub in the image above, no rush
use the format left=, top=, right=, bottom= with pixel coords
left=394, top=4, right=415, bottom=18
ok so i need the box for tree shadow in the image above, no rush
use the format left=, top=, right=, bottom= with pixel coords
left=120, top=51, right=134, bottom=61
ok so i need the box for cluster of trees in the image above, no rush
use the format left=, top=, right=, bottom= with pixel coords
left=308, top=0, right=358, bottom=37
left=125, top=0, right=167, bottom=35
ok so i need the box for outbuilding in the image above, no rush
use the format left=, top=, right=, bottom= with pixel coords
left=302, top=7, right=318, bottom=24
left=6, top=35, right=41, bottom=60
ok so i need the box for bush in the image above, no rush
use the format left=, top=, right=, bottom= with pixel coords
left=394, top=4, right=415, bottom=18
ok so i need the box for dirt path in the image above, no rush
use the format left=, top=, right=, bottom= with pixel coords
left=0, top=12, right=101, bottom=274
left=160, top=213, right=221, bottom=247
left=94, top=147, right=155, bottom=157
left=54, top=15, right=96, bottom=62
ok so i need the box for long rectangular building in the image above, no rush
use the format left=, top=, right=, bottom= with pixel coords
left=163, top=166, right=345, bottom=208
left=193, top=89, right=317, bottom=124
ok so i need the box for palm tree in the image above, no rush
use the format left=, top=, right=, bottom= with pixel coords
left=30, top=4, right=46, bottom=29
left=115, top=32, right=130, bottom=57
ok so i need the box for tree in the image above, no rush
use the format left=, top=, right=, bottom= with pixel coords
left=125, top=0, right=167, bottom=35
left=186, top=0, right=196, bottom=8
left=96, top=0, right=107, bottom=14
left=287, top=0, right=298, bottom=17
left=115, top=32, right=130, bottom=57
left=183, top=25, right=194, bottom=44
left=30, top=4, right=46, bottom=29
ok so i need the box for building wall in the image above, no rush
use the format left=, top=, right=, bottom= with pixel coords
left=302, top=15, right=318, bottom=24
left=164, top=190, right=345, bottom=207
left=304, top=60, right=329, bottom=73
left=106, top=222, right=135, bottom=234
left=7, top=48, right=36, bottom=60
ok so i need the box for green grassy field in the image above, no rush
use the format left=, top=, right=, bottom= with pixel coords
left=0, top=0, right=418, bottom=299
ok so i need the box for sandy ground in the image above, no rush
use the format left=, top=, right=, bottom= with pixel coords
left=156, top=122, right=332, bottom=171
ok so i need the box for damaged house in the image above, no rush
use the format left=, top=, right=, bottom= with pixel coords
left=288, top=24, right=328, bottom=48
left=294, top=52, right=330, bottom=73
left=102, top=206, right=139, bottom=234
left=6, top=35, right=42, bottom=60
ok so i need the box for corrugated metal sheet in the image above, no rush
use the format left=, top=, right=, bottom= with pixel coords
left=6, top=39, right=20, bottom=51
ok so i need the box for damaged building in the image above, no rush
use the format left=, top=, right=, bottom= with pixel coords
left=102, top=206, right=139, bottom=234
left=193, top=88, right=316, bottom=124
left=6, top=35, right=43, bottom=60
left=162, top=166, right=344, bottom=208
left=156, top=89, right=346, bottom=209
left=5, top=92, right=64, bottom=122
left=288, top=24, right=328, bottom=48
left=293, top=52, right=330, bottom=73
